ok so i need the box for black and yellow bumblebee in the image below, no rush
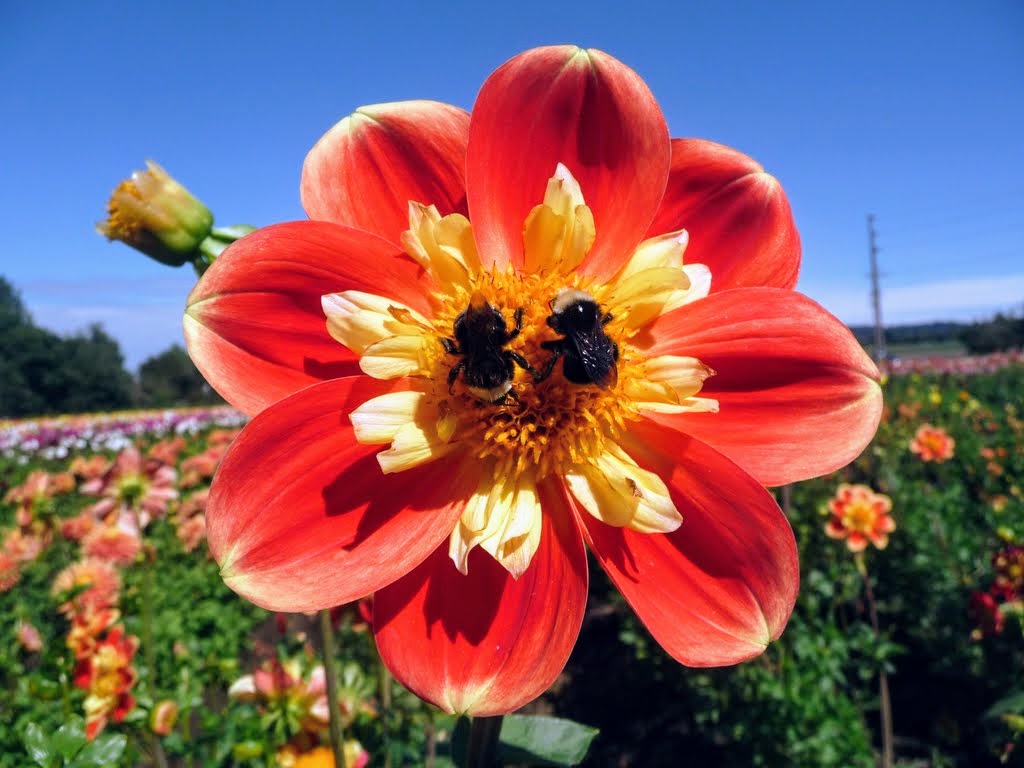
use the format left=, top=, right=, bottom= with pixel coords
left=535, top=288, right=620, bottom=388
left=441, top=291, right=536, bottom=404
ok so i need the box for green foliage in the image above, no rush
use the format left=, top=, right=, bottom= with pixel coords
left=137, top=344, right=221, bottom=407
left=22, top=718, right=126, bottom=768
left=554, top=365, right=1024, bottom=767
left=3, top=366, right=1024, bottom=766
left=0, top=276, right=222, bottom=417
left=0, top=277, right=134, bottom=417
left=961, top=310, right=1024, bottom=354
left=450, top=715, right=598, bottom=767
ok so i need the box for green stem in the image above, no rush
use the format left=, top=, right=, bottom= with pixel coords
left=378, top=653, right=393, bottom=768
left=141, top=550, right=169, bottom=768
left=858, top=556, right=894, bottom=768
left=319, top=609, right=347, bottom=768
left=181, top=668, right=194, bottom=768
left=466, top=715, right=503, bottom=768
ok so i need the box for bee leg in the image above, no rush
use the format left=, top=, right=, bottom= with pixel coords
left=494, top=387, right=521, bottom=406
left=441, top=337, right=460, bottom=355
left=447, top=361, right=464, bottom=394
left=506, top=350, right=539, bottom=378
left=533, top=342, right=565, bottom=383
left=601, top=312, right=614, bottom=326
left=506, top=307, right=526, bottom=341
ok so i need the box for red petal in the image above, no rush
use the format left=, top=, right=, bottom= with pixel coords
left=301, top=101, right=470, bottom=248
left=466, top=46, right=669, bottom=276
left=644, top=288, right=882, bottom=486
left=580, top=420, right=798, bottom=665
left=184, top=221, right=431, bottom=416
left=647, top=139, right=800, bottom=291
left=207, top=376, right=476, bottom=612
left=373, top=477, right=587, bottom=715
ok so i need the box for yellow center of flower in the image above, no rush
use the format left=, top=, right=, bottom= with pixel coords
left=841, top=501, right=879, bottom=534
left=424, top=268, right=642, bottom=479
left=118, top=475, right=145, bottom=506
left=324, top=164, right=719, bottom=577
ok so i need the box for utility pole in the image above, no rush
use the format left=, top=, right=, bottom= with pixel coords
left=867, top=214, right=886, bottom=362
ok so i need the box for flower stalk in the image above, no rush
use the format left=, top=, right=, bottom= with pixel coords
left=466, top=715, right=503, bottom=768
left=141, top=545, right=169, bottom=768
left=378, top=654, right=393, bottom=768
left=318, top=608, right=348, bottom=768
left=855, top=554, right=894, bottom=768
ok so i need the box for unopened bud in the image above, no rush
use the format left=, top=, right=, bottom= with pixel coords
left=150, top=700, right=179, bottom=736
left=98, top=161, right=213, bottom=267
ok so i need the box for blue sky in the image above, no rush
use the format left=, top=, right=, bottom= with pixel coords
left=2, top=1, right=1022, bottom=369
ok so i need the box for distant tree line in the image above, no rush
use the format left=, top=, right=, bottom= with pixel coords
left=959, top=311, right=1024, bottom=354
left=1, top=277, right=222, bottom=418
left=851, top=311, right=1024, bottom=355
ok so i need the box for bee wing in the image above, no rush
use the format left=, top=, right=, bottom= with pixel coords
left=573, top=332, right=618, bottom=389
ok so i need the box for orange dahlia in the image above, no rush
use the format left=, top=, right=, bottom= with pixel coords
left=73, top=626, right=139, bottom=739
left=825, top=484, right=896, bottom=552
left=909, top=423, right=955, bottom=463
left=185, top=46, right=882, bottom=715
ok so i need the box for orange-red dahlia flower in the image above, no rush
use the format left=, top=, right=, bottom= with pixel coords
left=73, top=626, right=139, bottom=739
left=147, top=436, right=187, bottom=468
left=186, top=46, right=882, bottom=715
left=909, top=423, right=955, bottom=463
left=228, top=658, right=330, bottom=735
left=16, top=621, right=43, bottom=653
left=993, top=544, right=1024, bottom=602
left=280, top=743, right=370, bottom=768
left=824, top=484, right=896, bottom=552
left=81, top=517, right=142, bottom=566
left=66, top=607, right=121, bottom=660
left=4, top=470, right=75, bottom=527
left=70, top=455, right=111, bottom=482
left=969, top=590, right=1005, bottom=640
left=52, top=559, right=121, bottom=616
left=0, top=552, right=21, bottom=592
left=81, top=445, right=178, bottom=527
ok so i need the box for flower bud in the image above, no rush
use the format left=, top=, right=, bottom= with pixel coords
left=98, top=161, right=213, bottom=267
left=16, top=621, right=43, bottom=652
left=150, top=699, right=179, bottom=736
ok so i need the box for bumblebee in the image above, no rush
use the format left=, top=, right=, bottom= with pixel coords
left=535, top=288, right=619, bottom=388
left=441, top=291, right=535, bottom=403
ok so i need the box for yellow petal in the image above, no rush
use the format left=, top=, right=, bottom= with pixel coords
left=606, top=266, right=691, bottom=329
left=680, top=264, right=712, bottom=305
left=401, top=202, right=480, bottom=289
left=625, top=355, right=719, bottom=414
left=350, top=390, right=457, bottom=473
left=377, top=421, right=455, bottom=474
left=449, top=468, right=542, bottom=579
left=322, top=291, right=430, bottom=354
left=615, top=229, right=689, bottom=282
left=359, top=334, right=433, bottom=379
left=564, top=443, right=681, bottom=533
left=349, top=390, right=425, bottom=444
left=477, top=471, right=541, bottom=579
left=522, top=164, right=596, bottom=274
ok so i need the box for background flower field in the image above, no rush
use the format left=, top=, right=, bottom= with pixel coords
left=1, top=360, right=1022, bottom=767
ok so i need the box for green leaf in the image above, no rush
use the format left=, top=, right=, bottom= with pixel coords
left=496, top=714, right=599, bottom=767
left=70, top=734, right=127, bottom=768
left=986, top=690, right=1024, bottom=720
left=51, top=720, right=88, bottom=759
left=22, top=723, right=53, bottom=765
